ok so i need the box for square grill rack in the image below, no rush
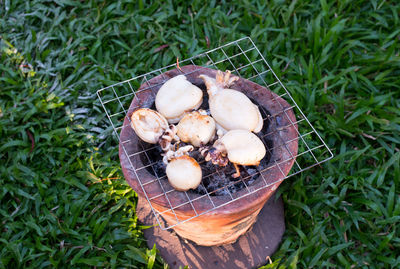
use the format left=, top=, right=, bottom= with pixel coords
left=97, top=37, right=333, bottom=230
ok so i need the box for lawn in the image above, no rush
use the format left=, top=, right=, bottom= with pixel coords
left=1, top=0, right=400, bottom=268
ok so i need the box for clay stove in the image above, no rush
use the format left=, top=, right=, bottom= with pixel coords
left=119, top=65, right=298, bottom=246
left=97, top=37, right=333, bottom=268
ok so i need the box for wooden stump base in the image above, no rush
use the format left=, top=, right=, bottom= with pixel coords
left=136, top=194, right=285, bottom=269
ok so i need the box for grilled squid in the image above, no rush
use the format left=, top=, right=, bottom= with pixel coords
left=130, top=108, right=179, bottom=152
left=201, top=130, right=266, bottom=178
left=130, top=108, right=202, bottom=191
left=166, top=155, right=202, bottom=191
left=199, top=70, right=263, bottom=133
left=155, top=75, right=203, bottom=123
left=176, top=110, right=216, bottom=147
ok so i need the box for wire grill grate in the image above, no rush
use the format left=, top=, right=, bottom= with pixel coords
left=97, top=37, right=333, bottom=229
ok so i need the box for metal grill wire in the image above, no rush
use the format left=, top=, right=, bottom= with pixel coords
left=97, top=37, right=334, bottom=229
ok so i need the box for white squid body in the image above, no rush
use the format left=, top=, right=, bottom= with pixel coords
left=130, top=108, right=169, bottom=144
left=155, top=75, right=203, bottom=123
left=199, top=71, right=263, bottom=133
left=218, top=130, right=266, bottom=166
left=166, top=155, right=202, bottom=191
left=176, top=111, right=216, bottom=147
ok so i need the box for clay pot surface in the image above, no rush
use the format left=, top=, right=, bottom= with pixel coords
left=119, top=65, right=298, bottom=246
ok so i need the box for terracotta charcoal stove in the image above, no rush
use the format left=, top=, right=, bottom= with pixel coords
left=97, top=37, right=333, bottom=268
left=120, top=64, right=298, bottom=246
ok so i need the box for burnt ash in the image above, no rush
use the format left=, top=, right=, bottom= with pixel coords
left=140, top=82, right=273, bottom=196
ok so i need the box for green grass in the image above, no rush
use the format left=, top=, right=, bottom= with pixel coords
left=1, top=0, right=400, bottom=268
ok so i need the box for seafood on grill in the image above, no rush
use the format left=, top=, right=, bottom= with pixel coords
left=130, top=108, right=170, bottom=144
left=130, top=108, right=179, bottom=151
left=162, top=145, right=194, bottom=165
left=201, top=129, right=266, bottom=178
left=176, top=110, right=216, bottom=147
left=163, top=143, right=203, bottom=191
left=155, top=75, right=203, bottom=123
left=199, top=70, right=263, bottom=134
left=130, top=108, right=202, bottom=190
left=131, top=69, right=268, bottom=190
left=166, top=155, right=202, bottom=191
